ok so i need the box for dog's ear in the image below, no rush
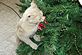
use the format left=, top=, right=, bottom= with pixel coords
left=31, top=0, right=37, bottom=8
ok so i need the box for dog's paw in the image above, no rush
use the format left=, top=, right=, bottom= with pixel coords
left=33, top=35, right=41, bottom=41
left=31, top=44, right=38, bottom=50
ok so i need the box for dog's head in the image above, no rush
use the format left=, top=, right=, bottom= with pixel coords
left=21, top=1, right=45, bottom=24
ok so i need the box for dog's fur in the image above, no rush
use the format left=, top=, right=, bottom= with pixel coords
left=16, top=1, right=45, bottom=50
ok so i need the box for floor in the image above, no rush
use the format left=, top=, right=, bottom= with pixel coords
left=0, top=0, right=21, bottom=55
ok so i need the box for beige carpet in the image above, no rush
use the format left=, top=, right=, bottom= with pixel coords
left=0, top=0, right=21, bottom=55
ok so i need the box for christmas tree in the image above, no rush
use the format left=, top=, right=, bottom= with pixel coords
left=16, top=0, right=82, bottom=55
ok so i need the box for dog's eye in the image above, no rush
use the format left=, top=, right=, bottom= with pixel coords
left=28, top=15, right=31, bottom=18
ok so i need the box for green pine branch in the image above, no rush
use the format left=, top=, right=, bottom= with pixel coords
left=16, top=0, right=82, bottom=55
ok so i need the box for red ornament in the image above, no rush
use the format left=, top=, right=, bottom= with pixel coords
left=38, top=23, right=46, bottom=30
left=38, top=16, right=48, bottom=31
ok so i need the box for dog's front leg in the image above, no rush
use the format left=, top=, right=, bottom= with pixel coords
left=18, top=35, right=38, bottom=50
left=33, top=34, right=41, bottom=41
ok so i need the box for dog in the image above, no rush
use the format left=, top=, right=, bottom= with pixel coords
left=16, top=0, right=45, bottom=50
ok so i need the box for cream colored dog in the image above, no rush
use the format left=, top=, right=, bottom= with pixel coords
left=16, top=0, right=45, bottom=50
